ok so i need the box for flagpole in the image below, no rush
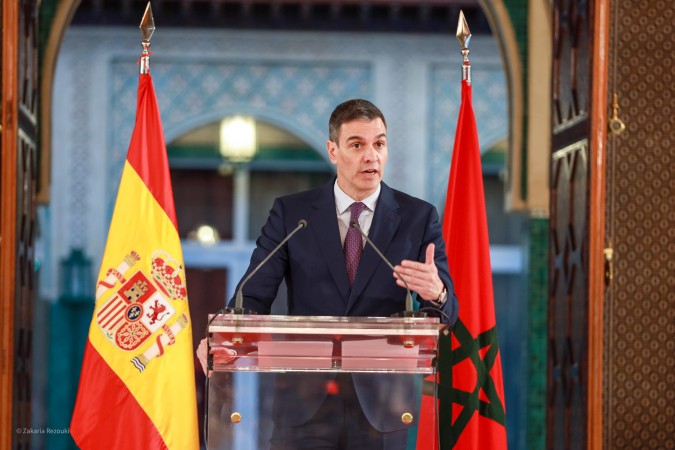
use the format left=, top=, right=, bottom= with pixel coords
left=456, top=10, right=472, bottom=85
left=139, top=2, right=155, bottom=75
left=435, top=10, right=507, bottom=449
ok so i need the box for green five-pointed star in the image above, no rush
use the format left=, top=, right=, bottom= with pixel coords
left=434, top=319, right=506, bottom=447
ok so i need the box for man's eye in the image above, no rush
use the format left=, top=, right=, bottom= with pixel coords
left=352, top=143, right=361, bottom=149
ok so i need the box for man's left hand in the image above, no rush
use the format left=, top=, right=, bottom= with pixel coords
left=393, top=243, right=445, bottom=302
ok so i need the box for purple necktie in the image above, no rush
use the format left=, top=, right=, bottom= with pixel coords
left=344, top=202, right=366, bottom=287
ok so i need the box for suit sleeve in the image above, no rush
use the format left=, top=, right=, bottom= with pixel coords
left=420, top=205, right=459, bottom=326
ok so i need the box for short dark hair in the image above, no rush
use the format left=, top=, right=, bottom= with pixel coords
left=328, top=99, right=387, bottom=143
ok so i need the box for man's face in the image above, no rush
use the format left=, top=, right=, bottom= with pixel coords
left=326, top=118, right=388, bottom=201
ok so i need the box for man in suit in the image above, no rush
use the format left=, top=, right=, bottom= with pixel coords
left=199, top=99, right=458, bottom=449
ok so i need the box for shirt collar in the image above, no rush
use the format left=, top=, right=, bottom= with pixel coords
left=334, top=180, right=380, bottom=214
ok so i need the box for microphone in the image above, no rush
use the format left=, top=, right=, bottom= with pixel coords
left=349, top=220, right=423, bottom=317
left=229, top=219, right=308, bottom=314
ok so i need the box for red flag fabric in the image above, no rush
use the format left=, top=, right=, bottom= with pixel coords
left=418, top=79, right=507, bottom=449
left=70, top=73, right=199, bottom=450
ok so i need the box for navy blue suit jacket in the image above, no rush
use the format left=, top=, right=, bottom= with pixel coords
left=229, top=179, right=458, bottom=432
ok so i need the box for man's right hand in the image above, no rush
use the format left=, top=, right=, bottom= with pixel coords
left=196, top=337, right=237, bottom=377
left=196, top=338, right=210, bottom=375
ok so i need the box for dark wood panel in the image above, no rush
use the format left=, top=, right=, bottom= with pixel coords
left=549, top=141, right=590, bottom=449
left=548, top=0, right=596, bottom=448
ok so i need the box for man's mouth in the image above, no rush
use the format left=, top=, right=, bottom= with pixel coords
left=362, top=169, right=378, bottom=175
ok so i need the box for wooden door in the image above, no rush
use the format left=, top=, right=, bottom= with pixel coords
left=548, top=0, right=608, bottom=448
left=0, top=1, right=40, bottom=448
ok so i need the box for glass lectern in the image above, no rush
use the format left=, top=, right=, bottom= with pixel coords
left=206, top=314, right=443, bottom=450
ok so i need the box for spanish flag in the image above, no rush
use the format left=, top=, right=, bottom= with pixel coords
left=70, top=72, right=199, bottom=449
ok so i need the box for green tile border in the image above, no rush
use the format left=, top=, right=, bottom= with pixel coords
left=527, top=217, right=548, bottom=448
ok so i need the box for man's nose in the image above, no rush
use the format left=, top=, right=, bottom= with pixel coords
left=363, top=145, right=378, bottom=161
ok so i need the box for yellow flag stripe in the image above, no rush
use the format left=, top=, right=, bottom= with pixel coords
left=88, top=162, right=198, bottom=449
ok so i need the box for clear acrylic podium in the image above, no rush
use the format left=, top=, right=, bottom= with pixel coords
left=206, top=314, right=443, bottom=450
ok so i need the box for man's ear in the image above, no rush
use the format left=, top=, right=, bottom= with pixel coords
left=326, top=140, right=338, bottom=164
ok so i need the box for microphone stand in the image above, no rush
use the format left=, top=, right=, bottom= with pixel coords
left=349, top=220, right=426, bottom=318
left=228, top=219, right=308, bottom=314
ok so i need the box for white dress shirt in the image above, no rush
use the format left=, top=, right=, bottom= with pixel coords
left=334, top=181, right=380, bottom=248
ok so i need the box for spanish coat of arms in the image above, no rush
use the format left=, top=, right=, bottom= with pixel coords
left=95, top=250, right=189, bottom=372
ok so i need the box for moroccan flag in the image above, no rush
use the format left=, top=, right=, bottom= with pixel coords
left=417, top=79, right=507, bottom=449
left=70, top=73, right=199, bottom=449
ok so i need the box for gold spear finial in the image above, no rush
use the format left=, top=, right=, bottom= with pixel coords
left=139, top=2, right=155, bottom=75
left=456, top=11, right=472, bottom=84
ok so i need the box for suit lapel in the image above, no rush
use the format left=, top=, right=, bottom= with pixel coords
left=310, top=183, right=351, bottom=304
left=346, top=183, right=401, bottom=313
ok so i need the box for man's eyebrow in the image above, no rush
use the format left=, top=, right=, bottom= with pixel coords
left=345, top=133, right=387, bottom=142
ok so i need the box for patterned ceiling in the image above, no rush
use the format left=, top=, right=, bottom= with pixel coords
left=72, top=0, right=490, bottom=34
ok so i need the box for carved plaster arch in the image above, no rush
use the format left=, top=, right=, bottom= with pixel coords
left=163, top=105, right=331, bottom=165
left=478, top=0, right=552, bottom=213
left=39, top=0, right=81, bottom=203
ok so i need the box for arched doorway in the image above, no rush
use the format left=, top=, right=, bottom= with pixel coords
left=35, top=2, right=531, bottom=449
